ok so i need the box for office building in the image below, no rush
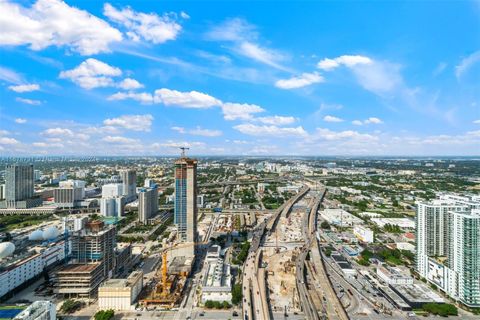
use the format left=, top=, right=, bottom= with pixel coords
left=174, top=156, right=198, bottom=243
left=54, top=181, right=85, bottom=208
left=2, top=164, right=41, bottom=209
left=120, top=169, right=136, bottom=202
left=416, top=195, right=480, bottom=308
left=98, top=271, right=143, bottom=310
left=13, top=301, right=56, bottom=320
left=138, top=187, right=158, bottom=224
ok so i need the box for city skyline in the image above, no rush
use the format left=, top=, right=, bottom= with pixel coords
left=1, top=0, right=479, bottom=156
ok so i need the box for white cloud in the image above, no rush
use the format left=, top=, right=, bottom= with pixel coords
left=474, top=119, right=480, bottom=124
left=317, top=55, right=403, bottom=96
left=154, top=88, right=221, bottom=108
left=0, top=0, right=122, bottom=55
left=364, top=117, right=383, bottom=124
left=323, top=115, right=344, bottom=123
left=108, top=91, right=154, bottom=104
left=255, top=116, right=296, bottom=125
left=234, top=124, right=307, bottom=137
left=8, top=83, right=40, bottom=92
left=455, top=50, right=480, bottom=79
left=16, top=97, right=41, bottom=105
left=275, top=72, right=324, bottom=89
left=59, top=58, right=122, bottom=89
left=0, top=137, right=20, bottom=145
left=314, top=128, right=378, bottom=142
left=173, top=126, right=222, bottom=137
left=15, top=118, right=27, bottom=124
left=103, top=3, right=181, bottom=44
left=317, top=55, right=372, bottom=70
left=42, top=127, right=74, bottom=137
left=221, top=103, right=264, bottom=120
left=117, top=78, right=143, bottom=90
left=350, top=60, right=402, bottom=95
left=351, top=117, right=383, bottom=125
left=0, top=66, right=23, bottom=84
left=206, top=18, right=287, bottom=70
left=103, top=114, right=153, bottom=132
left=102, top=135, right=138, bottom=144
left=180, top=12, right=190, bottom=19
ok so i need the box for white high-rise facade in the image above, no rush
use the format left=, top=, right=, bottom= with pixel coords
left=416, top=194, right=480, bottom=308
left=138, top=187, right=158, bottom=224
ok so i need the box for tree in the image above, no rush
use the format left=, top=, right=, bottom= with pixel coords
left=60, top=299, right=82, bottom=314
left=94, top=310, right=114, bottom=320
left=320, top=221, right=330, bottom=229
left=232, top=283, right=243, bottom=305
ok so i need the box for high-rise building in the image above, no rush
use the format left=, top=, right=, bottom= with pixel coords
left=416, top=194, right=480, bottom=308
left=54, top=180, right=85, bottom=208
left=138, top=187, right=158, bottom=224
left=2, top=164, right=41, bottom=209
left=120, top=169, right=136, bottom=202
left=100, top=197, right=125, bottom=217
left=102, top=183, right=124, bottom=198
left=174, top=156, right=198, bottom=243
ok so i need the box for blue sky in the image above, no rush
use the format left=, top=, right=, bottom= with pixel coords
left=0, top=0, right=479, bottom=156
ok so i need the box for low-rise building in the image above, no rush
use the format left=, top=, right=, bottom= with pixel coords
left=353, top=225, right=374, bottom=243
left=201, top=247, right=232, bottom=304
left=55, top=263, right=104, bottom=298
left=13, top=301, right=56, bottom=320
left=377, top=264, right=413, bottom=285
left=371, top=217, right=415, bottom=229
left=320, top=209, right=362, bottom=227
left=98, top=270, right=143, bottom=310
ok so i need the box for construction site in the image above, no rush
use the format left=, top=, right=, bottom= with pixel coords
left=262, top=194, right=312, bottom=314
left=139, top=244, right=195, bottom=308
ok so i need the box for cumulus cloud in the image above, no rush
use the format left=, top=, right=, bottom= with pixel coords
left=59, top=58, right=122, bottom=89
left=474, top=119, right=480, bottom=124
left=0, top=0, right=122, bottom=55
left=221, top=103, right=265, bottom=121
left=103, top=3, right=181, bottom=44
left=275, top=72, right=324, bottom=89
left=103, top=114, right=154, bottom=132
left=255, top=116, right=296, bottom=125
left=8, top=83, right=40, bottom=92
left=41, top=127, right=74, bottom=137
left=0, top=137, right=20, bottom=145
left=15, top=118, right=27, bottom=124
left=364, top=117, right=383, bottom=124
left=16, top=97, right=41, bottom=105
left=108, top=91, right=154, bottom=104
left=351, top=117, right=383, bottom=125
left=323, top=115, right=344, bottom=123
left=234, top=124, right=307, bottom=137
left=117, top=78, right=143, bottom=90
left=154, top=88, right=222, bottom=108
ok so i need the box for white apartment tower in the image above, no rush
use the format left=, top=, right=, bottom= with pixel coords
left=416, top=194, right=480, bottom=308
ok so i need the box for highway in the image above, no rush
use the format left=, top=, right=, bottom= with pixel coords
left=242, top=186, right=310, bottom=320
